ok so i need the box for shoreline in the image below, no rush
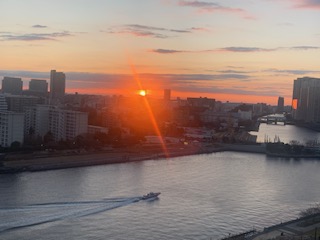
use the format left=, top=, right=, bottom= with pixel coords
left=0, top=143, right=256, bottom=173
left=1, top=143, right=319, bottom=174
left=0, top=143, right=218, bottom=173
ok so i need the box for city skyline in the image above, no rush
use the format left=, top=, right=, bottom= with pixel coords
left=1, top=0, right=320, bottom=104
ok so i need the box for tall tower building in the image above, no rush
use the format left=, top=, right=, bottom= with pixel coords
left=292, top=77, right=320, bottom=122
left=2, top=77, right=23, bottom=95
left=277, top=96, right=284, bottom=113
left=50, top=70, right=65, bottom=101
left=164, top=89, right=171, bottom=102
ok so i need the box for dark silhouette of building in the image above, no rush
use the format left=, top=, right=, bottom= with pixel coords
left=277, top=96, right=284, bottom=113
left=50, top=70, right=65, bottom=102
left=29, top=79, right=48, bottom=93
left=292, top=77, right=320, bottom=122
left=187, top=97, right=215, bottom=108
left=164, top=89, right=171, bottom=101
left=2, top=77, right=23, bottom=95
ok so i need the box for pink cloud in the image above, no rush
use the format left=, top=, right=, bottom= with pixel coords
left=293, top=0, right=320, bottom=9
left=177, top=0, right=256, bottom=19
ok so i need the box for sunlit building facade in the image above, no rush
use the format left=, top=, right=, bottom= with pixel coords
left=292, top=77, right=320, bottom=122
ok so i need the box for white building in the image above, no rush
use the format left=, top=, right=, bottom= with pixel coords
left=0, top=94, right=8, bottom=111
left=5, top=94, right=41, bottom=112
left=25, top=105, right=88, bottom=141
left=0, top=111, right=24, bottom=147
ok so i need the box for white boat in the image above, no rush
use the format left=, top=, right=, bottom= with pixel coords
left=142, top=192, right=161, bottom=200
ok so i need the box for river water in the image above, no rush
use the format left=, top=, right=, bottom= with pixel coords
left=253, top=123, right=320, bottom=144
left=1, top=124, right=320, bottom=240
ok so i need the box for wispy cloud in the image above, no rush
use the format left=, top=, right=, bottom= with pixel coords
left=0, top=70, right=251, bottom=83
left=290, top=46, right=320, bottom=50
left=177, top=0, right=255, bottom=19
left=150, top=49, right=188, bottom=54
left=176, top=85, right=283, bottom=96
left=219, top=47, right=276, bottom=52
left=0, top=70, right=286, bottom=98
left=217, top=70, right=254, bottom=74
left=150, top=47, right=277, bottom=54
left=0, top=31, right=72, bottom=41
left=293, top=0, right=320, bottom=9
left=104, top=24, right=205, bottom=38
left=264, top=68, right=320, bottom=75
left=32, top=25, right=48, bottom=28
left=150, top=45, right=320, bottom=54
left=278, top=22, right=294, bottom=27
left=148, top=73, right=251, bottom=81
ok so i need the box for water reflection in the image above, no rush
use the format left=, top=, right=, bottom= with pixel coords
left=253, top=123, right=320, bottom=144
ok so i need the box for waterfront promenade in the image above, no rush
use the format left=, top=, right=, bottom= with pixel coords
left=251, top=213, right=320, bottom=240
left=0, top=143, right=265, bottom=173
left=219, top=213, right=320, bottom=240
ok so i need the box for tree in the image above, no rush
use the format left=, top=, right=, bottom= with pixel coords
left=107, top=127, right=122, bottom=142
left=299, top=203, right=320, bottom=218
left=43, top=131, right=54, bottom=144
left=10, top=141, right=21, bottom=149
left=289, top=140, right=302, bottom=146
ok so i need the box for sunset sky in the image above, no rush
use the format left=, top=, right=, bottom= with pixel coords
left=1, top=0, right=320, bottom=104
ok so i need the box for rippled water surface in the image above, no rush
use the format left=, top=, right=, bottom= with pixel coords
left=1, top=150, right=320, bottom=239
left=254, top=123, right=320, bottom=144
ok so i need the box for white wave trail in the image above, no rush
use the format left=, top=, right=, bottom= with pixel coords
left=0, top=197, right=140, bottom=233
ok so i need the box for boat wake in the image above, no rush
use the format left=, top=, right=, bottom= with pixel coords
left=0, top=197, right=140, bottom=233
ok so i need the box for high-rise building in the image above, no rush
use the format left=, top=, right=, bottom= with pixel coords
left=50, top=70, right=65, bottom=101
left=5, top=95, right=42, bottom=112
left=0, top=94, right=8, bottom=111
left=164, top=89, right=171, bottom=102
left=29, top=79, right=48, bottom=93
left=277, top=96, right=284, bottom=113
left=0, top=111, right=24, bottom=147
left=2, top=77, right=23, bottom=95
left=292, top=77, right=320, bottom=122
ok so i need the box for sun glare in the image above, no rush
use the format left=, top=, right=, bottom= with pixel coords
left=139, top=89, right=146, bottom=96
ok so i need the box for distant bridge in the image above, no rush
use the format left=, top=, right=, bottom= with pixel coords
left=258, top=115, right=286, bottom=125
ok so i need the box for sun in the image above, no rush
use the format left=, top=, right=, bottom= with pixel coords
left=139, top=89, right=147, bottom=96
